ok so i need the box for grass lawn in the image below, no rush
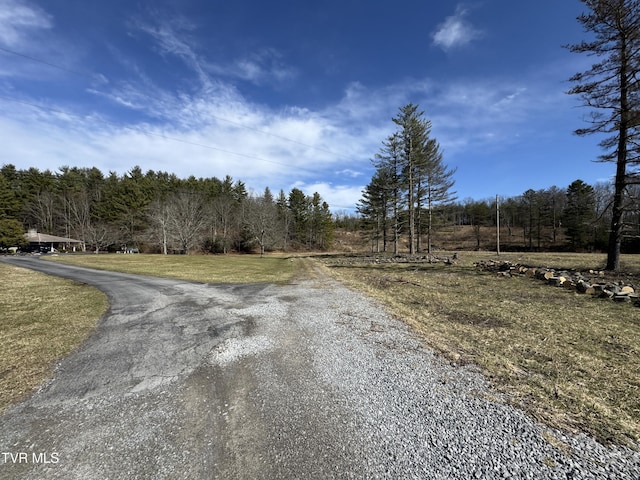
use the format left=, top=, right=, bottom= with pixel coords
left=44, top=253, right=302, bottom=284
left=321, top=251, right=640, bottom=446
left=0, top=263, right=108, bottom=413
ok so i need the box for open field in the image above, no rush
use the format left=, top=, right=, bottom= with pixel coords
left=0, top=263, right=108, bottom=413
left=44, top=253, right=301, bottom=284
left=319, top=251, right=640, bottom=445
left=5, top=250, right=640, bottom=447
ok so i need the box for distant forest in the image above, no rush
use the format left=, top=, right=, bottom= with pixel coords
left=1, top=164, right=637, bottom=255
left=349, top=102, right=638, bottom=256
left=0, top=164, right=333, bottom=254
left=339, top=178, right=640, bottom=254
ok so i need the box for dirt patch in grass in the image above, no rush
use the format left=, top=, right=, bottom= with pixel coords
left=320, top=252, right=640, bottom=446
left=0, top=263, right=108, bottom=412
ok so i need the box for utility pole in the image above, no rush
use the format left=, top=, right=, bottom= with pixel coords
left=496, top=194, right=500, bottom=256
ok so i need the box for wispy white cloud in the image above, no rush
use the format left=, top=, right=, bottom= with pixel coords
left=0, top=0, right=51, bottom=48
left=432, top=5, right=482, bottom=51
left=0, top=78, right=378, bottom=210
left=207, top=48, right=298, bottom=86
left=0, top=0, right=578, bottom=213
left=74, top=68, right=568, bottom=208
left=0, top=0, right=98, bottom=84
left=336, top=169, right=363, bottom=179
left=131, top=13, right=213, bottom=90
left=131, top=13, right=296, bottom=89
left=0, top=66, right=572, bottom=211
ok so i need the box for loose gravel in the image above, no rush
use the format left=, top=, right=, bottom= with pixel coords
left=257, top=277, right=640, bottom=480
left=1, top=258, right=639, bottom=479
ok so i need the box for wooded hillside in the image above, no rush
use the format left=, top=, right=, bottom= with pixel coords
left=0, top=164, right=333, bottom=254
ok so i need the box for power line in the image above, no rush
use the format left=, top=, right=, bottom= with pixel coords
left=0, top=45, right=344, bottom=158
left=0, top=46, right=100, bottom=81
left=205, top=112, right=340, bottom=157
left=0, top=94, right=314, bottom=172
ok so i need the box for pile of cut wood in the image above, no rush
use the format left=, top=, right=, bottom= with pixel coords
left=475, top=260, right=639, bottom=305
left=328, top=254, right=458, bottom=266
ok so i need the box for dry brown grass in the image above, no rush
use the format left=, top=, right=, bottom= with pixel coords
left=321, top=251, right=640, bottom=446
left=0, top=264, right=108, bottom=412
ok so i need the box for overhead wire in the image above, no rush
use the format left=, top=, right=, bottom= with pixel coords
left=0, top=94, right=309, bottom=171
left=0, top=45, right=100, bottom=81
left=0, top=45, right=345, bottom=163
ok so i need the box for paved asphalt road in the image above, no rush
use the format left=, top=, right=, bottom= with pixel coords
left=1, top=257, right=639, bottom=480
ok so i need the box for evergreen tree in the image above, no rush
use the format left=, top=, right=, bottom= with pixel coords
left=392, top=103, right=429, bottom=254
left=360, top=104, right=455, bottom=254
left=0, top=163, right=333, bottom=254
left=0, top=172, right=21, bottom=220
left=357, top=170, right=390, bottom=253
left=276, top=189, right=291, bottom=251
left=567, top=0, right=640, bottom=270
left=288, top=188, right=309, bottom=247
left=419, top=138, right=456, bottom=253
left=309, top=193, right=333, bottom=250
left=371, top=132, right=403, bottom=254
left=0, top=218, right=27, bottom=249
left=564, top=179, right=597, bottom=249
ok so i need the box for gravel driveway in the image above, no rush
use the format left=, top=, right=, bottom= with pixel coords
left=0, top=257, right=638, bottom=479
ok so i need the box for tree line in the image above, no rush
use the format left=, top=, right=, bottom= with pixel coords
left=352, top=99, right=640, bottom=254
left=0, top=164, right=333, bottom=254
left=447, top=180, right=624, bottom=252
left=353, top=176, right=640, bottom=254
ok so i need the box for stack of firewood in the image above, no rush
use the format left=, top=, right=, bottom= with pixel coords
left=475, top=260, right=639, bottom=305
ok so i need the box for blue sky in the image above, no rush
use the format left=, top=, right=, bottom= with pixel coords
left=0, top=0, right=613, bottom=211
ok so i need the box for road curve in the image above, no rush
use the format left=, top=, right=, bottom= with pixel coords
left=0, top=256, right=639, bottom=479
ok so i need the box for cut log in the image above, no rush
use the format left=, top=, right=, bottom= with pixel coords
left=576, top=281, right=591, bottom=294
left=548, top=276, right=566, bottom=287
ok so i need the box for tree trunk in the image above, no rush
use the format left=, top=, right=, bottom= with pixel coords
left=607, top=35, right=630, bottom=272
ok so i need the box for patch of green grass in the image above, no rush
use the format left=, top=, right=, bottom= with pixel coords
left=45, top=253, right=301, bottom=284
left=321, top=251, right=640, bottom=446
left=0, top=264, right=108, bottom=412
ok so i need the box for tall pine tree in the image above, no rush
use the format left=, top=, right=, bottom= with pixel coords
left=567, top=0, right=640, bottom=270
left=361, top=104, right=455, bottom=254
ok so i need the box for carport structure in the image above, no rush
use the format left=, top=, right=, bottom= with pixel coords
left=25, top=229, right=83, bottom=252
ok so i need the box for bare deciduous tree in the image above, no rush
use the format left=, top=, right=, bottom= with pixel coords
left=167, top=191, right=207, bottom=254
